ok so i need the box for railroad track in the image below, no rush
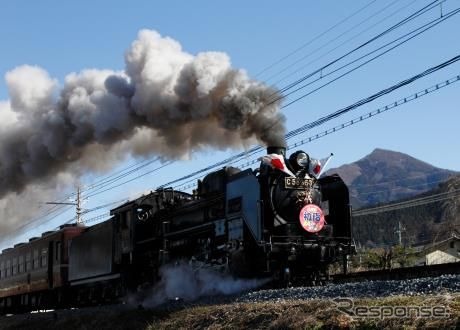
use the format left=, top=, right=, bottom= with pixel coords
left=332, top=262, right=460, bottom=283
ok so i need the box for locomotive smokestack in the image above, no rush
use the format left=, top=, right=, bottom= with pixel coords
left=267, top=146, right=286, bottom=156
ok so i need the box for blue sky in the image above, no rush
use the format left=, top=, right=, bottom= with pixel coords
left=0, top=0, right=459, bottom=248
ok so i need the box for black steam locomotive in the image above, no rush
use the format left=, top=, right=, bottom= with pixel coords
left=0, top=147, right=353, bottom=313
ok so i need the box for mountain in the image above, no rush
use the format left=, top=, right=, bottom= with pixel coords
left=327, top=148, right=457, bottom=208
left=326, top=148, right=460, bottom=247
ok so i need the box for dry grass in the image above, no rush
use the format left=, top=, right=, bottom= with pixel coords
left=147, top=295, right=460, bottom=330
left=1, top=294, right=459, bottom=329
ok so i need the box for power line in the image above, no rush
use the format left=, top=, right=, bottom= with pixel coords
left=168, top=65, right=460, bottom=190
left=285, top=53, right=460, bottom=139
left=84, top=161, right=174, bottom=198
left=266, top=0, right=412, bottom=85
left=81, top=157, right=162, bottom=197
left=2, top=159, right=163, bottom=238
left=81, top=158, right=160, bottom=193
left=344, top=170, right=455, bottom=190
left=173, top=74, right=460, bottom=191
left=1, top=205, right=73, bottom=244
left=352, top=177, right=456, bottom=199
left=1, top=197, right=129, bottom=244
left=83, top=213, right=112, bottom=224
left=273, top=0, right=445, bottom=99
left=255, top=0, right=379, bottom=78
left=58, top=199, right=127, bottom=227
left=287, top=73, right=460, bottom=143
left=82, top=199, right=128, bottom=215
left=353, top=188, right=460, bottom=216
left=277, top=6, right=460, bottom=107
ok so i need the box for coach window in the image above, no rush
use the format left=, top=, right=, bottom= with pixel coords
left=41, top=248, right=47, bottom=267
left=19, top=255, right=24, bottom=273
left=0, top=261, right=3, bottom=279
left=26, top=253, right=31, bottom=272
left=6, top=260, right=11, bottom=277
left=121, top=212, right=128, bottom=229
left=12, top=257, right=17, bottom=276
left=55, top=241, right=61, bottom=262
left=33, top=250, right=39, bottom=269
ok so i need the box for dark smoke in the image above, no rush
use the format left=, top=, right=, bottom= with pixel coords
left=0, top=29, right=285, bottom=201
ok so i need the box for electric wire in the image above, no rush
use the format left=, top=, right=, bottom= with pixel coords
left=2, top=158, right=163, bottom=239
left=353, top=188, right=460, bottom=216
left=81, top=158, right=160, bottom=193
left=166, top=60, right=460, bottom=191
left=285, top=53, right=460, bottom=138
left=81, top=157, right=162, bottom=197
left=353, top=177, right=455, bottom=199
left=277, top=6, right=460, bottom=107
left=58, top=198, right=128, bottom=226
left=273, top=0, right=445, bottom=98
left=85, top=161, right=174, bottom=198
left=266, top=0, right=415, bottom=85
left=255, top=0, right=379, bottom=78
left=174, top=74, right=460, bottom=191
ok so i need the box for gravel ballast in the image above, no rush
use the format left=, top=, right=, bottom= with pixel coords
left=237, top=274, right=460, bottom=303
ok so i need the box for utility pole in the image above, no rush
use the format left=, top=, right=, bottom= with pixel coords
left=46, top=186, right=85, bottom=225
left=76, top=186, right=83, bottom=225
left=395, top=221, right=406, bottom=246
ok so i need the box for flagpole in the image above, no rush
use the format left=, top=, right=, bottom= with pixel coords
left=317, top=153, right=334, bottom=179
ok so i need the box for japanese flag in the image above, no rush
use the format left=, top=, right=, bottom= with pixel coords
left=310, top=153, right=334, bottom=179
left=259, top=154, right=295, bottom=177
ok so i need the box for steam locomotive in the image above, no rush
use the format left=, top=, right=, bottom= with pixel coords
left=0, top=147, right=353, bottom=313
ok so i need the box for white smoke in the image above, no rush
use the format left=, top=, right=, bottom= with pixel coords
left=0, top=173, right=77, bottom=236
left=142, top=262, right=269, bottom=307
left=5, top=65, right=57, bottom=116
left=0, top=101, right=18, bottom=128
left=0, top=29, right=285, bottom=233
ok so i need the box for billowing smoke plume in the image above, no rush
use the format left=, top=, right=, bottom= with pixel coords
left=0, top=29, right=285, bottom=201
left=141, top=262, right=269, bottom=307
left=0, top=174, right=78, bottom=242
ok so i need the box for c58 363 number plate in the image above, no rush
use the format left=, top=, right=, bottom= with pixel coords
left=284, top=177, right=313, bottom=189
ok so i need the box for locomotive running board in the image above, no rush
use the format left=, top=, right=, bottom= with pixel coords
left=70, top=273, right=120, bottom=286
left=164, top=222, right=214, bottom=238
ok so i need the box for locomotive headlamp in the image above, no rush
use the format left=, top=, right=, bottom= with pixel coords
left=296, top=152, right=309, bottom=167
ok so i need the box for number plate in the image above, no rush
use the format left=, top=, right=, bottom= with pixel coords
left=284, top=177, right=313, bottom=189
